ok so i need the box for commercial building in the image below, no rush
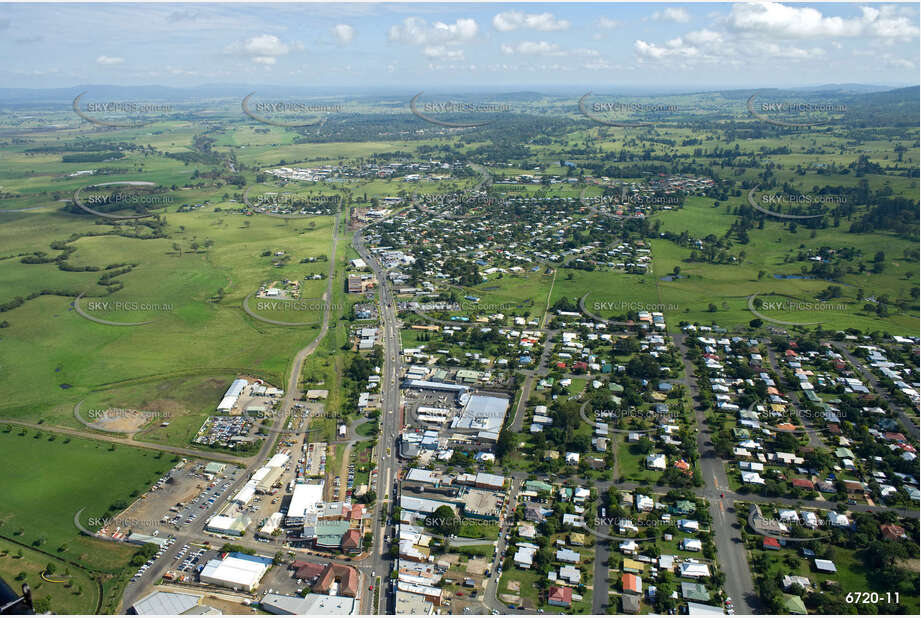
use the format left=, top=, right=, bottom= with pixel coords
left=129, top=591, right=219, bottom=615
left=451, top=394, right=510, bottom=435
left=205, top=514, right=251, bottom=537
left=199, top=553, right=272, bottom=592
left=217, top=379, right=248, bottom=412
left=286, top=482, right=325, bottom=526
left=260, top=593, right=358, bottom=615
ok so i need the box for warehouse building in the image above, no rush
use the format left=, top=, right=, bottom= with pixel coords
left=286, top=482, right=325, bottom=526
left=217, top=379, right=248, bottom=412
left=199, top=552, right=272, bottom=592
left=451, top=394, right=510, bottom=435
left=256, top=467, right=285, bottom=494
left=205, top=514, right=251, bottom=537
left=261, top=593, right=358, bottom=615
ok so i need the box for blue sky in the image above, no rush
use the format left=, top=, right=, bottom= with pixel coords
left=0, top=2, right=918, bottom=89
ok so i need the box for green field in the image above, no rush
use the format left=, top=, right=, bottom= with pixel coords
left=0, top=429, right=172, bottom=613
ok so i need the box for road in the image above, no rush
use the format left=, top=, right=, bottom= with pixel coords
left=831, top=341, right=919, bottom=439
left=119, top=209, right=345, bottom=611
left=352, top=221, right=404, bottom=614
left=673, top=331, right=758, bottom=615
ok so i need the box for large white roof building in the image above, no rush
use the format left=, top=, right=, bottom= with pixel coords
left=285, top=482, right=325, bottom=525
left=199, top=553, right=271, bottom=592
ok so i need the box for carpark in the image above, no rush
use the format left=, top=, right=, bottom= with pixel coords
left=116, top=461, right=240, bottom=535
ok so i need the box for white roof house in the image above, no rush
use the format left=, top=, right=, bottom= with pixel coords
left=646, top=453, right=667, bottom=470
left=679, top=562, right=710, bottom=578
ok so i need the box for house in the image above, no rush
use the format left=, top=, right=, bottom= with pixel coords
left=646, top=453, right=667, bottom=470
left=622, top=593, right=641, bottom=614
left=782, top=575, right=811, bottom=591
left=681, top=538, right=702, bottom=552
left=763, top=537, right=781, bottom=551
left=783, top=594, right=808, bottom=615
left=670, top=500, right=696, bottom=515
left=681, top=582, right=710, bottom=602
left=880, top=523, right=907, bottom=541
left=635, top=494, right=654, bottom=511
left=814, top=559, right=837, bottom=573
left=791, top=478, right=815, bottom=490
left=679, top=562, right=710, bottom=578
left=514, top=543, right=539, bottom=569
left=547, top=586, right=572, bottom=608
left=622, top=558, right=644, bottom=574
left=556, top=548, right=580, bottom=563
left=559, top=565, right=581, bottom=585
left=677, top=519, right=699, bottom=533
left=622, top=573, right=642, bottom=595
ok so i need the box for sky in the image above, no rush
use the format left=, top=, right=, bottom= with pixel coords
left=0, top=2, right=918, bottom=90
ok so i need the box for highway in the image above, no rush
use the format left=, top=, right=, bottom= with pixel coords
left=352, top=223, right=404, bottom=614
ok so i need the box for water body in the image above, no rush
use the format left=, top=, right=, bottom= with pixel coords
left=773, top=274, right=852, bottom=286
left=660, top=274, right=686, bottom=282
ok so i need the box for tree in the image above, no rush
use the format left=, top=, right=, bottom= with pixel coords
left=431, top=505, right=460, bottom=537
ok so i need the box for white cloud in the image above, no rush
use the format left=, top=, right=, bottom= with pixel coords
left=423, top=45, right=464, bottom=60
left=633, top=3, right=917, bottom=68
left=331, top=24, right=354, bottom=45
left=492, top=11, right=570, bottom=32
left=388, top=17, right=478, bottom=46
left=727, top=2, right=918, bottom=40
left=96, top=55, right=124, bottom=65
left=501, top=41, right=562, bottom=56
left=226, top=34, right=303, bottom=65
left=597, top=17, right=621, bottom=30
left=652, top=8, right=691, bottom=23
left=500, top=41, right=598, bottom=58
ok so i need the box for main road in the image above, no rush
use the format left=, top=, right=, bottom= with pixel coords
left=352, top=219, right=405, bottom=614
